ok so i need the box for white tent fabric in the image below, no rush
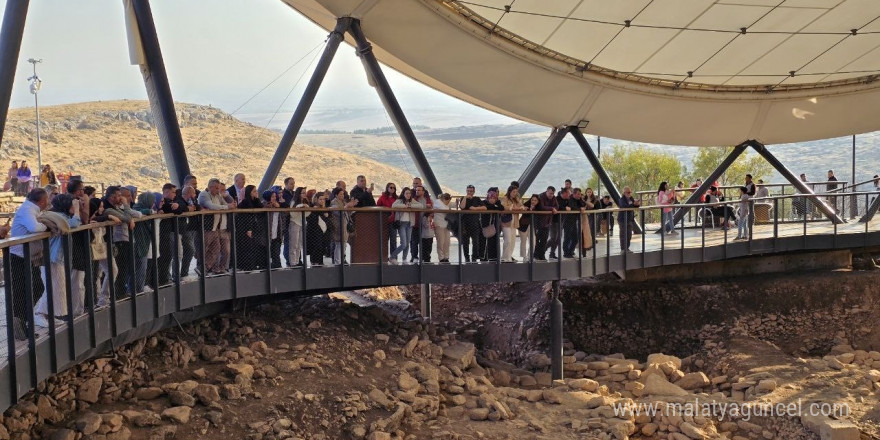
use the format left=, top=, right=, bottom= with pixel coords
left=283, top=0, right=880, bottom=146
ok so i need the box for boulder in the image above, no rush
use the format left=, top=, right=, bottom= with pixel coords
left=643, top=374, right=688, bottom=396
left=78, top=377, right=103, bottom=403
left=162, top=406, right=192, bottom=424
left=647, top=353, right=682, bottom=370
left=75, top=413, right=102, bottom=435
left=443, top=343, right=475, bottom=369
left=676, top=372, right=710, bottom=390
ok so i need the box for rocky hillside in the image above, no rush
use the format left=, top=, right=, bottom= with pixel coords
left=0, top=101, right=420, bottom=193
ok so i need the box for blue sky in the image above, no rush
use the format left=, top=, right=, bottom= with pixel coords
left=2, top=0, right=496, bottom=118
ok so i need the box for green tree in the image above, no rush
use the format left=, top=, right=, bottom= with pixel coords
left=587, top=145, right=686, bottom=196
left=689, top=147, right=773, bottom=187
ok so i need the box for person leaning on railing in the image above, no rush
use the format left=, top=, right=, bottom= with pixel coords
left=390, top=187, right=422, bottom=264
left=262, top=189, right=284, bottom=269
left=500, top=185, right=525, bottom=263
left=330, top=186, right=358, bottom=265
left=377, top=183, right=399, bottom=260
left=479, top=188, right=504, bottom=262
left=306, top=192, right=331, bottom=267
left=433, top=193, right=453, bottom=263
left=534, top=186, right=558, bottom=261
left=458, top=184, right=484, bottom=263
left=198, top=178, right=234, bottom=275
left=33, top=193, right=81, bottom=329
left=9, top=188, right=50, bottom=339
left=177, top=185, right=201, bottom=277
left=235, top=185, right=266, bottom=272
left=132, top=192, right=157, bottom=293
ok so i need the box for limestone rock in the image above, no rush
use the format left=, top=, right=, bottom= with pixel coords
left=135, top=387, right=164, bottom=400
left=468, top=408, right=490, bottom=421
left=50, top=429, right=76, bottom=440
left=75, top=413, right=102, bottom=435
left=643, top=374, right=688, bottom=396
left=443, top=343, right=475, bottom=369
left=162, top=406, right=192, bottom=424
left=78, top=377, right=103, bottom=403
left=194, top=384, right=221, bottom=405
left=676, top=372, right=710, bottom=390
left=647, top=353, right=682, bottom=370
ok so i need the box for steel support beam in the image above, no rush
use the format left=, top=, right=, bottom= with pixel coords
left=0, top=0, right=30, bottom=147
left=671, top=142, right=749, bottom=226
left=130, top=0, right=190, bottom=186
left=860, top=196, right=880, bottom=223
left=569, top=128, right=641, bottom=233
left=349, top=20, right=442, bottom=197
left=420, top=284, right=432, bottom=320
left=516, top=128, right=566, bottom=195
left=747, top=140, right=843, bottom=224
left=550, top=280, right=564, bottom=381
left=258, top=18, right=351, bottom=192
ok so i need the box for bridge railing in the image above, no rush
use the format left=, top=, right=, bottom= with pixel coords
left=0, top=191, right=878, bottom=411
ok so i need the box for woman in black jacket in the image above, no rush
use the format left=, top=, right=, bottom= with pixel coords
left=235, top=185, right=265, bottom=271
left=480, top=189, right=504, bottom=261
left=306, top=193, right=332, bottom=267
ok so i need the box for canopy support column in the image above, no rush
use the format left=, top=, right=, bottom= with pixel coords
left=747, top=140, right=843, bottom=224
left=859, top=197, right=880, bottom=223
left=0, top=0, right=30, bottom=147
left=569, top=128, right=641, bottom=233
left=349, top=20, right=442, bottom=197
left=129, top=0, right=191, bottom=186
left=671, top=142, right=749, bottom=226
left=516, top=128, right=566, bottom=195
left=258, top=17, right=351, bottom=192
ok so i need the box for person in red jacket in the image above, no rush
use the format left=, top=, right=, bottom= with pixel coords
left=377, top=183, right=399, bottom=258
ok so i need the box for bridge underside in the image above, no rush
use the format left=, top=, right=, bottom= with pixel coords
left=2, top=216, right=880, bottom=409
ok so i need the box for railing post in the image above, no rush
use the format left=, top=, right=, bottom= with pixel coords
left=3, top=248, right=19, bottom=405
left=22, top=242, right=38, bottom=388
left=42, top=236, right=58, bottom=373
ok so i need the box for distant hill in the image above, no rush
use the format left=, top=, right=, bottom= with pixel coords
left=301, top=125, right=880, bottom=193
left=0, top=101, right=424, bottom=195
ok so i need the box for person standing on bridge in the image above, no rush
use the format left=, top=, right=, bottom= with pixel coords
left=227, top=173, right=247, bottom=205
left=501, top=185, right=525, bottom=262
left=199, top=179, right=234, bottom=275
left=9, top=188, right=49, bottom=339
left=534, top=186, right=558, bottom=260
left=390, top=188, right=423, bottom=264
left=377, top=183, right=399, bottom=260
left=618, top=187, right=640, bottom=252
left=458, top=184, right=485, bottom=263
left=735, top=186, right=750, bottom=241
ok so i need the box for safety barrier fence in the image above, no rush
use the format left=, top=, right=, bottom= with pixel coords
left=0, top=191, right=879, bottom=410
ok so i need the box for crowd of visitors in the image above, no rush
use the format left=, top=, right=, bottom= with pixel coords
left=4, top=168, right=878, bottom=340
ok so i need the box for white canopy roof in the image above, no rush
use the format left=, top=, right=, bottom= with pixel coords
left=282, top=0, right=880, bottom=146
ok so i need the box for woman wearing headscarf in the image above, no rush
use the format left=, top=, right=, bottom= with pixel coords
left=262, top=189, right=284, bottom=269
left=235, top=185, right=265, bottom=271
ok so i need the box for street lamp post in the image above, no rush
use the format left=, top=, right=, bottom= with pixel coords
left=27, top=58, right=42, bottom=179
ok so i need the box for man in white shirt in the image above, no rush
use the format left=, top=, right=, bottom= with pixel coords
left=198, top=178, right=235, bottom=274
left=10, top=188, right=50, bottom=340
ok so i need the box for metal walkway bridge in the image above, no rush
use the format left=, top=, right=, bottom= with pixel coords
left=1, top=191, right=879, bottom=411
